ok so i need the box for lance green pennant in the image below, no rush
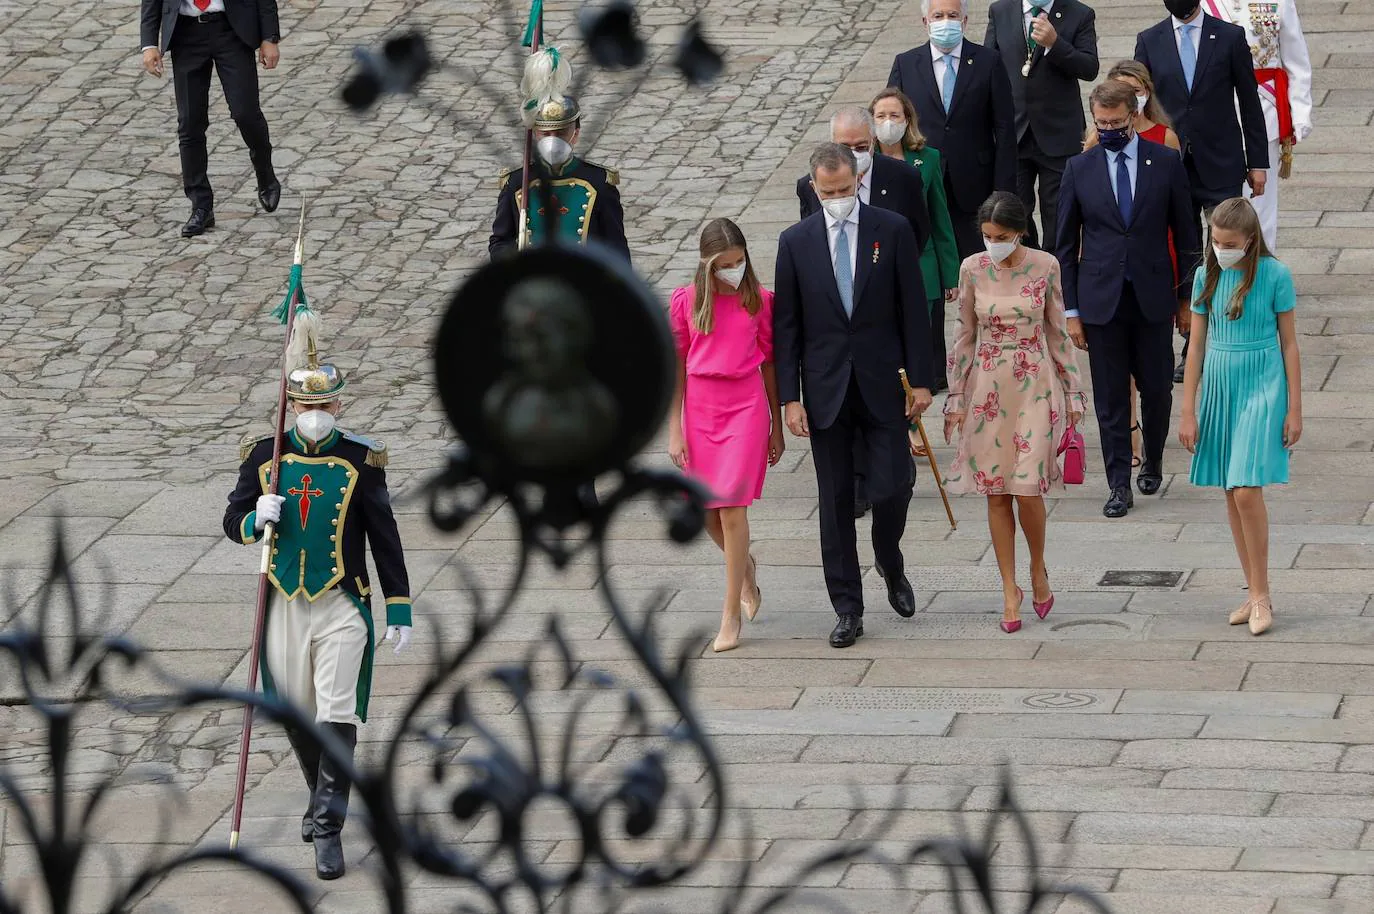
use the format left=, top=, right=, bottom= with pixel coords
left=271, top=200, right=312, bottom=324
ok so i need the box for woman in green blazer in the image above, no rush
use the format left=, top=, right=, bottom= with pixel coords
left=871, top=88, right=960, bottom=394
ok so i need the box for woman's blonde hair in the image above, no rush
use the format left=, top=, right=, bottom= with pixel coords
left=1194, top=197, right=1271, bottom=321
left=691, top=218, right=764, bottom=334
left=1083, top=62, right=1173, bottom=150
left=869, top=87, right=926, bottom=152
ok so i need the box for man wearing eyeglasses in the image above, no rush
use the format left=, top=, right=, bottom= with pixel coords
left=1055, top=79, right=1199, bottom=519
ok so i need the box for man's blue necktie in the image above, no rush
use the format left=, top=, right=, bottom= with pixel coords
left=1179, top=24, right=1197, bottom=91
left=834, top=222, right=854, bottom=317
left=1115, top=151, right=1133, bottom=225
left=942, top=55, right=957, bottom=112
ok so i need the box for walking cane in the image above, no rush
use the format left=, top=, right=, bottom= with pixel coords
left=900, top=369, right=957, bottom=530
left=229, top=202, right=309, bottom=849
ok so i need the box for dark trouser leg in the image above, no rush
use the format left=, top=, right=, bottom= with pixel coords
left=944, top=174, right=984, bottom=261
left=210, top=20, right=275, bottom=186
left=1034, top=152, right=1066, bottom=254
left=1083, top=310, right=1133, bottom=492
left=1016, top=131, right=1042, bottom=250
left=869, top=437, right=914, bottom=579
left=284, top=727, right=321, bottom=843
left=852, top=428, right=868, bottom=513
left=1123, top=288, right=1175, bottom=467
left=312, top=722, right=357, bottom=880
left=810, top=382, right=864, bottom=618
left=170, top=25, right=215, bottom=210
left=929, top=295, right=948, bottom=388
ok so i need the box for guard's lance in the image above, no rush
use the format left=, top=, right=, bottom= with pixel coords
left=229, top=200, right=308, bottom=850
left=516, top=2, right=544, bottom=250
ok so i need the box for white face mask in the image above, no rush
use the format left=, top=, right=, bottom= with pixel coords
left=875, top=119, right=907, bottom=146
left=1135, top=94, right=1149, bottom=113
left=714, top=263, right=748, bottom=289
left=820, top=195, right=857, bottom=222
left=536, top=135, right=573, bottom=167
left=852, top=150, right=873, bottom=176
left=1214, top=245, right=1247, bottom=270
left=295, top=408, right=336, bottom=442
left=984, top=236, right=1018, bottom=264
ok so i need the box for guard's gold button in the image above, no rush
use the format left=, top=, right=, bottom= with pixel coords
left=270, top=563, right=277, bottom=570
left=329, top=535, right=336, bottom=542
left=285, top=457, right=294, bottom=463
left=328, top=462, right=335, bottom=468
left=330, top=551, right=337, bottom=558
left=272, top=548, right=278, bottom=556
left=331, top=567, right=338, bottom=573
left=334, top=503, right=341, bottom=510
left=339, top=487, right=347, bottom=494
left=331, top=519, right=338, bottom=526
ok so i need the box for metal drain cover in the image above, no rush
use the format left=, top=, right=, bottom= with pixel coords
left=1098, top=570, right=1184, bottom=588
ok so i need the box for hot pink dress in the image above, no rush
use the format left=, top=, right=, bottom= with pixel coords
left=669, top=286, right=774, bottom=508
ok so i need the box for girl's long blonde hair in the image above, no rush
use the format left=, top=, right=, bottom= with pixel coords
left=1194, top=197, right=1271, bottom=321
left=691, top=218, right=763, bottom=334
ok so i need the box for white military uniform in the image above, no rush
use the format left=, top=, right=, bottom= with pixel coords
left=1203, top=0, right=1313, bottom=251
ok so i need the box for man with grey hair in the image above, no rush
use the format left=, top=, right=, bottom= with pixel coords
left=798, top=105, right=934, bottom=517
left=775, top=142, right=934, bottom=649
left=889, top=0, right=1017, bottom=258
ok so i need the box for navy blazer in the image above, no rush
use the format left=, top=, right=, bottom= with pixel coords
left=1055, top=139, right=1199, bottom=325
left=887, top=40, right=1017, bottom=213
left=773, top=205, right=932, bottom=430
left=1134, top=14, right=1268, bottom=192
left=985, top=0, right=1099, bottom=159
left=796, top=154, right=932, bottom=259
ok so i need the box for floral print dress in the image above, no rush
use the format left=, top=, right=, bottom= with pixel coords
left=943, top=249, right=1087, bottom=496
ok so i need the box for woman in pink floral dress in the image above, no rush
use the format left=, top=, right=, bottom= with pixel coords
left=943, top=193, right=1087, bottom=633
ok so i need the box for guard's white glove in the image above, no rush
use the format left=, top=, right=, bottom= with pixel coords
left=254, top=494, right=285, bottom=532
left=382, top=625, right=412, bottom=654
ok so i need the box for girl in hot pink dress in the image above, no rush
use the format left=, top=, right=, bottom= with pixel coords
left=668, top=218, right=784, bottom=653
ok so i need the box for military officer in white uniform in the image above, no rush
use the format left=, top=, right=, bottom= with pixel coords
left=1202, top=0, right=1313, bottom=250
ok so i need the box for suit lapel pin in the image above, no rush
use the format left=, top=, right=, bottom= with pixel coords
left=1145, top=159, right=1152, bottom=165
left=881, top=188, right=888, bottom=195
left=1055, top=10, right=1061, bottom=17
left=967, top=58, right=974, bottom=65
left=873, top=242, right=880, bottom=264
left=1209, top=33, right=1216, bottom=39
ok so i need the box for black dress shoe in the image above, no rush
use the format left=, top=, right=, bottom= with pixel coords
left=875, top=563, right=917, bottom=618
left=258, top=179, right=281, bottom=213
left=829, top=615, right=863, bottom=648
left=182, top=208, right=215, bottom=237
left=1137, top=461, right=1163, bottom=495
left=853, top=498, right=871, bottom=519
left=1103, top=486, right=1134, bottom=518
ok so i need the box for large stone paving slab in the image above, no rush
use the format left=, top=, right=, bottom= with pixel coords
left=1, top=0, right=1374, bottom=911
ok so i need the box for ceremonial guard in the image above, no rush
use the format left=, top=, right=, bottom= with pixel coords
left=1201, top=0, right=1313, bottom=250
left=488, top=47, right=631, bottom=263
left=222, top=316, right=413, bottom=881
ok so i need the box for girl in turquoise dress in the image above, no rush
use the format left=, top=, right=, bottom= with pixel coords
left=1178, top=198, right=1303, bottom=637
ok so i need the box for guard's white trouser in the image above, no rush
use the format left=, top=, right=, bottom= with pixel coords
left=1243, top=137, right=1282, bottom=252
left=265, top=589, right=369, bottom=725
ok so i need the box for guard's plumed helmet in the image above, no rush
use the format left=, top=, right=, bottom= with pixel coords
left=283, top=310, right=346, bottom=404
left=520, top=47, right=581, bottom=131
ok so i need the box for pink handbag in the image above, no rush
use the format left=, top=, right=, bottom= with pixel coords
left=1057, top=424, right=1086, bottom=485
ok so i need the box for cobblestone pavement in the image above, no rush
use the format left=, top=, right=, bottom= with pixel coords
left=2, top=0, right=1374, bottom=911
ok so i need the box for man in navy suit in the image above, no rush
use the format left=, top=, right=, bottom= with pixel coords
left=797, top=106, right=932, bottom=518
left=1136, top=0, right=1268, bottom=379
left=888, top=0, right=1017, bottom=260
left=1056, top=80, right=1199, bottom=518
left=774, top=144, right=934, bottom=648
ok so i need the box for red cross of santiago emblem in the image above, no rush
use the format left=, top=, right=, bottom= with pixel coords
left=287, top=474, right=324, bottom=529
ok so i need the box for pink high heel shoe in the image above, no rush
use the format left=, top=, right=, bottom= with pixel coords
left=1000, top=588, right=1024, bottom=634
left=1033, top=571, right=1054, bottom=620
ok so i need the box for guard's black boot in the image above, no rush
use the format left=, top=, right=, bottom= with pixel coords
left=312, top=722, right=357, bottom=880
left=284, top=727, right=321, bottom=843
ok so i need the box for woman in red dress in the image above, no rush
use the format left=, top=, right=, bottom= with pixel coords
left=1084, top=61, right=1184, bottom=468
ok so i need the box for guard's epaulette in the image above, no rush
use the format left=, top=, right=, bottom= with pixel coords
left=239, top=433, right=270, bottom=463
left=583, top=160, right=619, bottom=186
left=342, top=431, right=389, bottom=468
left=498, top=166, right=520, bottom=192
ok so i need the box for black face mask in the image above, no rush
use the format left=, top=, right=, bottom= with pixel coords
left=1098, top=126, right=1133, bottom=153
left=1163, top=0, right=1198, bottom=18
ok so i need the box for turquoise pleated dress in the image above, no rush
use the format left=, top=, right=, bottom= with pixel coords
left=1189, top=256, right=1296, bottom=489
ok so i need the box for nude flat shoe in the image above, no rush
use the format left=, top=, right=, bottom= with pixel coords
left=1249, top=599, right=1273, bottom=636
left=1229, top=601, right=1253, bottom=626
